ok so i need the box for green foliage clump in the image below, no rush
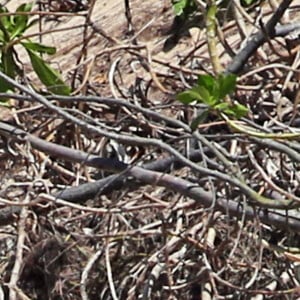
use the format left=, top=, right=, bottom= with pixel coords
left=172, top=0, right=261, bottom=18
left=171, top=0, right=197, bottom=17
left=0, top=3, right=71, bottom=96
left=177, top=73, right=248, bottom=130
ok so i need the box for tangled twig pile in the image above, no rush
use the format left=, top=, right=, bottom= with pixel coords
left=1, top=0, right=300, bottom=299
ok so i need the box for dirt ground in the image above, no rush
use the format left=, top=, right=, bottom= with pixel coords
left=1, top=0, right=300, bottom=299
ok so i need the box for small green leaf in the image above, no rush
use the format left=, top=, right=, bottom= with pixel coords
left=177, top=85, right=217, bottom=106
left=229, top=103, right=248, bottom=118
left=16, top=3, right=33, bottom=13
left=10, top=3, right=33, bottom=39
left=0, top=8, right=11, bottom=43
left=192, top=86, right=214, bottom=105
left=190, top=110, right=209, bottom=131
left=214, top=102, right=230, bottom=111
left=177, top=89, right=201, bottom=104
left=25, top=48, right=71, bottom=95
left=197, top=73, right=221, bottom=101
left=177, top=84, right=218, bottom=106
left=197, top=74, right=215, bottom=92
left=10, top=18, right=28, bottom=39
left=22, top=42, right=56, bottom=55
left=172, top=0, right=188, bottom=16
left=172, top=0, right=197, bottom=16
left=0, top=6, right=10, bottom=31
left=218, top=73, right=237, bottom=99
left=2, top=47, right=18, bottom=78
left=0, top=52, right=16, bottom=92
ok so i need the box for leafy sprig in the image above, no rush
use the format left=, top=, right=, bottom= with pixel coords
left=177, top=73, right=248, bottom=130
left=0, top=3, right=71, bottom=96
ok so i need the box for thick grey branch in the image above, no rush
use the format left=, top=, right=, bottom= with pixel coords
left=227, top=17, right=299, bottom=74
left=0, top=121, right=300, bottom=231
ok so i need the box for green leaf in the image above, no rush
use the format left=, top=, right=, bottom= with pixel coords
left=214, top=102, right=230, bottom=111
left=0, top=7, right=11, bottom=43
left=197, top=73, right=221, bottom=101
left=190, top=110, right=209, bottom=131
left=16, top=3, right=33, bottom=13
left=2, top=47, right=18, bottom=78
left=22, top=42, right=56, bottom=55
left=177, top=89, right=201, bottom=104
left=172, top=0, right=188, bottom=16
left=25, top=48, right=71, bottom=95
left=10, top=18, right=28, bottom=39
left=177, top=84, right=219, bottom=106
left=197, top=74, right=215, bottom=92
left=192, top=86, right=215, bottom=105
left=172, top=0, right=197, bottom=17
left=218, top=73, right=237, bottom=99
left=177, top=85, right=216, bottom=106
left=0, top=46, right=19, bottom=92
left=0, top=6, right=10, bottom=31
left=229, top=103, right=248, bottom=118
left=10, top=3, right=33, bottom=39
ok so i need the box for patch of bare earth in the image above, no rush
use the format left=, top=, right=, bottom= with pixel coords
left=1, top=0, right=300, bottom=299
